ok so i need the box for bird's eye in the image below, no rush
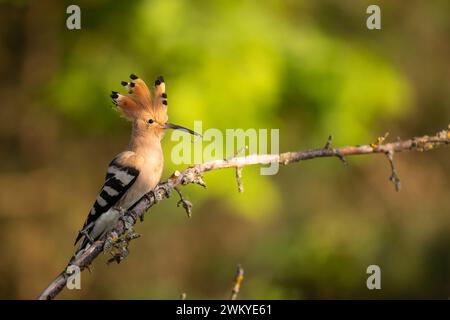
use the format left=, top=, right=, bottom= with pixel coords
left=148, top=119, right=154, bottom=124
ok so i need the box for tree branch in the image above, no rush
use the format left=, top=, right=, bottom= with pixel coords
left=37, top=126, right=450, bottom=300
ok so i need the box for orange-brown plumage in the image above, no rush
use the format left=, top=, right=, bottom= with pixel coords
left=112, top=74, right=168, bottom=128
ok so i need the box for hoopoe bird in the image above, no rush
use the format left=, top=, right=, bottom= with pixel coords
left=73, top=74, right=199, bottom=257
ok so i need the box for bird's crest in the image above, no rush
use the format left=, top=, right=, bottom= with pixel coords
left=110, top=74, right=168, bottom=121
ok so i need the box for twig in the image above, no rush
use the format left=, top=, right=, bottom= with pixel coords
left=175, top=187, right=193, bottom=218
left=235, top=167, right=244, bottom=193
left=324, top=134, right=333, bottom=149
left=324, top=134, right=348, bottom=167
left=37, top=126, right=450, bottom=300
left=230, top=264, right=245, bottom=300
left=386, top=149, right=401, bottom=191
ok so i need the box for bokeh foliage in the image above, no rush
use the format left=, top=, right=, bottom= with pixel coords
left=49, top=0, right=410, bottom=217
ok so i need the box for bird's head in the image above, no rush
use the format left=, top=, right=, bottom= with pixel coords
left=111, top=74, right=200, bottom=140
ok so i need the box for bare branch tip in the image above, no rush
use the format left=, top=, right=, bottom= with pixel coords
left=324, top=134, right=333, bottom=149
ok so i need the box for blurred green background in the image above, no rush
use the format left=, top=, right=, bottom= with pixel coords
left=0, top=0, right=449, bottom=299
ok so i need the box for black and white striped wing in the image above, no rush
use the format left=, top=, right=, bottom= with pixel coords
left=74, top=159, right=139, bottom=245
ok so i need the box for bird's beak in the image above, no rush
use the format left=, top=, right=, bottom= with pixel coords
left=163, top=122, right=202, bottom=138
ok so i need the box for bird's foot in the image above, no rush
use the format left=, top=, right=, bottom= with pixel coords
left=104, top=213, right=140, bottom=264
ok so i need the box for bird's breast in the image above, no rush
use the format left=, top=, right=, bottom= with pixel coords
left=117, top=149, right=164, bottom=209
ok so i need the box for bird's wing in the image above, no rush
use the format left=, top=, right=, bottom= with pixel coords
left=74, top=152, right=141, bottom=245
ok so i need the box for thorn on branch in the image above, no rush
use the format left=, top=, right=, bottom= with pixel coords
left=175, top=187, right=193, bottom=218
left=230, top=264, right=244, bottom=300
left=235, top=167, right=244, bottom=193
left=324, top=134, right=333, bottom=149
left=386, top=149, right=401, bottom=192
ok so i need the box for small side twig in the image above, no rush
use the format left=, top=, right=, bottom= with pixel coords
left=175, top=187, right=193, bottom=218
left=324, top=134, right=348, bottom=167
left=229, top=146, right=247, bottom=193
left=230, top=264, right=244, bottom=300
left=386, top=149, right=401, bottom=191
